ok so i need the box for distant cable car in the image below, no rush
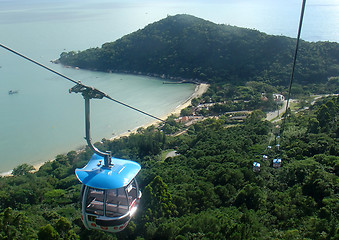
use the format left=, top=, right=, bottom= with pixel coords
left=76, top=154, right=142, bottom=232
left=71, top=85, right=142, bottom=233
left=275, top=135, right=280, bottom=145
left=262, top=155, right=268, bottom=160
left=253, top=162, right=261, bottom=172
left=267, top=145, right=272, bottom=150
left=276, top=144, right=280, bottom=150
left=273, top=158, right=282, bottom=168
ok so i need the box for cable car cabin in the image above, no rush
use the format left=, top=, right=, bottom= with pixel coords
left=273, top=158, right=282, bottom=168
left=253, top=162, right=261, bottom=172
left=262, top=155, right=268, bottom=161
left=75, top=154, right=142, bottom=233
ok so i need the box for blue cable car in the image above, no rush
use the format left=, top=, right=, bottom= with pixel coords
left=273, top=158, right=282, bottom=168
left=253, top=162, right=261, bottom=172
left=75, top=154, right=142, bottom=232
left=70, top=85, right=142, bottom=233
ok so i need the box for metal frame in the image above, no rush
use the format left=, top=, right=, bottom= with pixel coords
left=70, top=84, right=112, bottom=167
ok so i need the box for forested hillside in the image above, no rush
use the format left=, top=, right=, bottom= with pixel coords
left=58, top=14, right=339, bottom=86
left=0, top=96, right=338, bottom=239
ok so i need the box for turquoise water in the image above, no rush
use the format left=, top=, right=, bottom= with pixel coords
left=1, top=0, right=338, bottom=174
left=0, top=57, right=195, bottom=173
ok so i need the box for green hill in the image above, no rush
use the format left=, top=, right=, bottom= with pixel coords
left=58, top=14, right=339, bottom=86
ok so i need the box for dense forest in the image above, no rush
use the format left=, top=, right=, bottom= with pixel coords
left=58, top=14, right=339, bottom=88
left=0, top=95, right=338, bottom=239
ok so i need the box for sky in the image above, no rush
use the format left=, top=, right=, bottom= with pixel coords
left=0, top=0, right=338, bottom=42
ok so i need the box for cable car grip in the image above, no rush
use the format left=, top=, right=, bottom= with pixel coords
left=70, top=84, right=112, bottom=168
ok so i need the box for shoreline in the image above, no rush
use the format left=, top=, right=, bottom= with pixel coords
left=109, top=83, right=209, bottom=140
left=0, top=83, right=209, bottom=177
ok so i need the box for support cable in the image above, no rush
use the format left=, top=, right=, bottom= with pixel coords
left=285, top=0, right=307, bottom=112
left=0, top=43, right=79, bottom=85
left=0, top=43, right=165, bottom=122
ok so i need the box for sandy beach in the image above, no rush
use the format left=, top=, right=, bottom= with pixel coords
left=111, top=83, right=209, bottom=140
left=0, top=83, right=209, bottom=177
left=165, top=83, right=209, bottom=117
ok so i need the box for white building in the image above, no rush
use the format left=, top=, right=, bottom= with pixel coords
left=273, top=94, right=285, bottom=102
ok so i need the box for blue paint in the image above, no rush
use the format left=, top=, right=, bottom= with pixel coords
left=75, top=153, right=141, bottom=189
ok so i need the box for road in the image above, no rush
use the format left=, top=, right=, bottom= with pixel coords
left=266, top=100, right=287, bottom=121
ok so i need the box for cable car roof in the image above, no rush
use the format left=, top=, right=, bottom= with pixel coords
left=253, top=162, right=260, bottom=167
left=75, top=153, right=141, bottom=190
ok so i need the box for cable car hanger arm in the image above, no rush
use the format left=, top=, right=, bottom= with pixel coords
left=69, top=84, right=112, bottom=167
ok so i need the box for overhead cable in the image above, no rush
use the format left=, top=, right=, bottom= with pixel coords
left=285, top=0, right=307, bottom=112
left=0, top=43, right=165, bottom=122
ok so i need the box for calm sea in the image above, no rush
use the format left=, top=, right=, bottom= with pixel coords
left=0, top=0, right=338, bottom=174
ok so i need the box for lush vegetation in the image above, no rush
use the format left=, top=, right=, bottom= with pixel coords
left=0, top=96, right=338, bottom=239
left=1, top=14, right=338, bottom=239
left=58, top=14, right=339, bottom=90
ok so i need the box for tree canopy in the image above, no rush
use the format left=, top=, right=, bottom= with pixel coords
left=0, top=96, right=338, bottom=239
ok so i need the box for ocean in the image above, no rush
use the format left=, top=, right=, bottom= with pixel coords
left=0, top=0, right=338, bottom=174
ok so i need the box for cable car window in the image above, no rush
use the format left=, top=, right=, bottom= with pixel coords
left=106, top=188, right=129, bottom=217
left=85, top=188, right=104, bottom=216
left=127, top=179, right=137, bottom=204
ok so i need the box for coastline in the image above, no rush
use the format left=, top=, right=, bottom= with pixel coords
left=0, top=83, right=209, bottom=177
left=109, top=83, right=209, bottom=140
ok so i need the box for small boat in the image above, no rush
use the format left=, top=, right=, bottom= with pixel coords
left=8, top=90, right=18, bottom=95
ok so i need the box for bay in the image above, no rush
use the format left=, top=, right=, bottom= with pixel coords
left=0, top=0, right=338, bottom=174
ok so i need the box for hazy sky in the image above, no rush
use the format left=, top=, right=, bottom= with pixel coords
left=0, top=0, right=338, bottom=42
